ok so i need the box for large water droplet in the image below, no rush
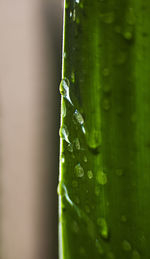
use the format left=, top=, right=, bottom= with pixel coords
left=87, top=170, right=93, bottom=179
left=122, top=240, right=132, bottom=251
left=74, top=109, right=84, bottom=124
left=100, top=12, right=115, bottom=24
left=59, top=78, right=73, bottom=105
left=97, top=217, right=109, bottom=239
left=75, top=163, right=84, bottom=178
left=97, top=170, right=107, bottom=185
left=59, top=125, right=70, bottom=143
left=132, top=250, right=141, bottom=259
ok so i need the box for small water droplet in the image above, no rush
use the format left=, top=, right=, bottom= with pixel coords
left=72, top=180, right=78, bottom=188
left=117, top=51, right=127, bottom=64
left=97, top=170, right=107, bottom=185
left=97, top=217, right=109, bottom=239
left=121, top=215, right=127, bottom=223
left=62, top=101, right=66, bottom=117
left=102, top=68, right=110, bottom=76
left=72, top=221, right=79, bottom=233
left=83, top=155, right=87, bottom=162
left=116, top=168, right=123, bottom=176
left=75, top=196, right=80, bottom=204
left=70, top=11, right=72, bottom=18
left=107, top=251, right=115, bottom=259
left=96, top=239, right=104, bottom=255
left=87, top=170, right=93, bottom=179
left=100, top=12, right=115, bottom=24
left=75, top=163, right=84, bottom=178
left=131, top=113, right=137, bottom=123
left=95, top=186, right=100, bottom=196
left=73, top=9, right=76, bottom=21
left=74, top=109, right=84, bottom=124
left=59, top=125, right=70, bottom=143
left=102, top=98, right=110, bottom=111
left=74, top=138, right=80, bottom=150
left=126, top=8, right=135, bottom=25
left=61, top=156, right=65, bottom=163
left=75, top=0, right=80, bottom=3
left=71, top=71, right=75, bottom=83
left=67, top=143, right=73, bottom=152
left=103, top=84, right=111, bottom=94
left=59, top=78, right=73, bottom=105
left=114, top=25, right=121, bottom=33
left=122, top=240, right=132, bottom=251
left=123, top=31, right=133, bottom=40
left=85, top=205, right=90, bottom=213
left=132, top=250, right=141, bottom=259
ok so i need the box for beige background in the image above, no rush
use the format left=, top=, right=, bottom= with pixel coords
left=0, top=0, right=63, bottom=258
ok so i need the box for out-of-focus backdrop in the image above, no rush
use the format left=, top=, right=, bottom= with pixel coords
left=0, top=0, right=63, bottom=258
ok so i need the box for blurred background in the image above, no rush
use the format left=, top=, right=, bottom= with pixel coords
left=0, top=0, right=63, bottom=258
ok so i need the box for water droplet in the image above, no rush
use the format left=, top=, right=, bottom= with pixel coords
left=117, top=51, right=127, bottom=64
left=75, top=0, right=80, bottom=3
left=85, top=205, right=90, bottom=213
left=95, top=186, right=100, bottom=196
left=97, top=217, right=109, bottom=239
left=59, top=125, right=70, bottom=143
left=67, top=143, right=73, bottom=152
left=75, top=163, right=84, bottom=178
left=107, top=251, right=115, bottom=259
left=72, top=180, right=78, bottom=187
left=102, top=98, right=110, bottom=111
left=132, top=250, right=141, bottom=259
left=116, top=168, right=123, bottom=176
left=131, top=113, right=137, bottom=123
left=71, top=71, right=75, bottom=83
left=123, top=31, right=133, bottom=40
left=121, top=215, right=127, bottom=223
left=114, top=25, right=121, bottom=33
left=96, top=239, right=104, bottom=255
left=87, top=170, right=93, bottom=179
left=74, top=138, right=80, bottom=150
left=74, top=109, right=84, bottom=124
left=62, top=101, right=66, bottom=117
left=61, top=156, right=65, bottom=163
left=73, top=9, right=76, bottom=21
left=75, top=196, right=80, bottom=204
left=57, top=182, right=65, bottom=196
left=102, top=68, right=110, bottom=76
left=122, top=240, right=132, bottom=251
left=100, top=12, right=115, bottom=24
left=70, top=11, right=73, bottom=18
left=97, top=170, right=107, bottom=185
left=72, top=221, right=79, bottom=233
left=83, top=155, right=87, bottom=162
left=126, top=8, right=135, bottom=25
left=59, top=78, right=73, bottom=105
left=103, top=84, right=111, bottom=94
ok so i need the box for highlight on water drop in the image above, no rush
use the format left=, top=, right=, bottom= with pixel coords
left=74, top=163, right=84, bottom=178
